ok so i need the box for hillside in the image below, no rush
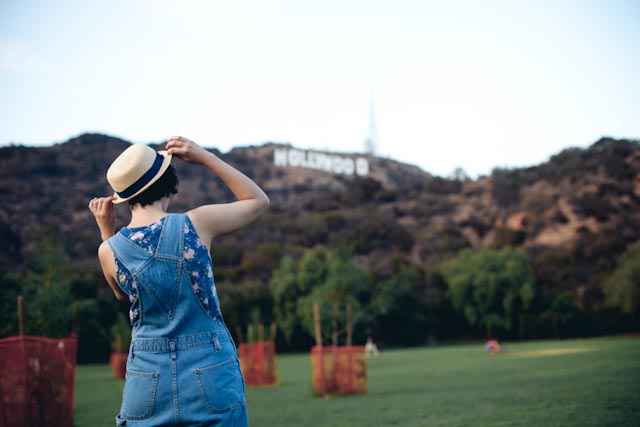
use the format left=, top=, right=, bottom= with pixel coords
left=1, top=134, right=639, bottom=274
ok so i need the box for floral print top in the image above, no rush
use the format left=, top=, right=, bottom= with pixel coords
left=114, top=215, right=221, bottom=327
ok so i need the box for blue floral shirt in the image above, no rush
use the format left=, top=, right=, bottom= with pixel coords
left=114, top=215, right=221, bottom=327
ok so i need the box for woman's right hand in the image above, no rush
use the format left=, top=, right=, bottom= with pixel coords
left=88, top=196, right=116, bottom=241
left=166, top=136, right=214, bottom=165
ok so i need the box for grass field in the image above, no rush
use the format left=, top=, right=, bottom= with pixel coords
left=74, top=337, right=640, bottom=427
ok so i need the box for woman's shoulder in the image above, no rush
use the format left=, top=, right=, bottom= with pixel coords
left=98, top=240, right=114, bottom=258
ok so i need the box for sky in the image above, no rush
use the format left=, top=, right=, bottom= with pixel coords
left=1, top=0, right=639, bottom=177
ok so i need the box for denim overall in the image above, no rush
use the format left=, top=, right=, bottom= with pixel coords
left=108, top=214, right=248, bottom=426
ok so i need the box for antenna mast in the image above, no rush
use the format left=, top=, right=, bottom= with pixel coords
left=364, top=83, right=379, bottom=156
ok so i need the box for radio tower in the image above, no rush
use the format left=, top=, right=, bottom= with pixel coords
left=364, top=84, right=379, bottom=156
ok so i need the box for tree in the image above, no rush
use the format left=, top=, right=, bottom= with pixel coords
left=441, top=248, right=536, bottom=338
left=0, top=273, right=22, bottom=337
left=22, top=236, right=74, bottom=338
left=269, top=256, right=303, bottom=346
left=218, top=279, right=273, bottom=342
left=1, top=233, right=128, bottom=362
left=540, top=292, right=580, bottom=338
left=298, top=250, right=327, bottom=295
left=500, top=251, right=536, bottom=339
left=297, top=248, right=370, bottom=346
left=450, top=166, right=470, bottom=182
left=0, top=220, right=22, bottom=274
left=600, top=240, right=640, bottom=317
left=370, top=262, right=428, bottom=345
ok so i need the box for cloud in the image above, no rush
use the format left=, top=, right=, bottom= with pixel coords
left=0, top=39, right=49, bottom=72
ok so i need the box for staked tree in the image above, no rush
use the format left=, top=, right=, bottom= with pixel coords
left=297, top=248, right=370, bottom=346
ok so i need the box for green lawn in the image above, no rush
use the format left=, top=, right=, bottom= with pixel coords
left=74, top=337, right=640, bottom=427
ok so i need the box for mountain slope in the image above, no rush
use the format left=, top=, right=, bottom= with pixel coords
left=1, top=134, right=639, bottom=300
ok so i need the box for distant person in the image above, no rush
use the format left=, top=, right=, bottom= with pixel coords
left=89, top=137, right=269, bottom=426
left=365, top=336, right=380, bottom=357
left=484, top=339, right=506, bottom=354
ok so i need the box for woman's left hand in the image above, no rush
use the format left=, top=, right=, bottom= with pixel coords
left=166, top=136, right=213, bottom=165
left=89, top=196, right=116, bottom=241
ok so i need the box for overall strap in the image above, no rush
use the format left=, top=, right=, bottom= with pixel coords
left=156, top=214, right=185, bottom=259
left=108, top=231, right=153, bottom=274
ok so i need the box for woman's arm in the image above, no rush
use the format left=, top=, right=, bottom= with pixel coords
left=98, top=242, right=128, bottom=301
left=166, top=136, right=270, bottom=247
left=89, top=196, right=127, bottom=301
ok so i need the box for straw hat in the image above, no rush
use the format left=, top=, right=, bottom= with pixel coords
left=107, top=143, right=173, bottom=204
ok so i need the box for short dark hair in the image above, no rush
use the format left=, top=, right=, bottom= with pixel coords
left=128, top=165, right=179, bottom=206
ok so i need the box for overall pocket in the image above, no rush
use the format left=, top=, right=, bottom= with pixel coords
left=121, top=370, right=159, bottom=420
left=194, top=357, right=242, bottom=413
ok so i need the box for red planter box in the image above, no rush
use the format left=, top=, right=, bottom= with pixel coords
left=238, top=341, right=278, bottom=387
left=0, top=334, right=78, bottom=427
left=109, top=352, right=128, bottom=379
left=310, top=345, right=368, bottom=396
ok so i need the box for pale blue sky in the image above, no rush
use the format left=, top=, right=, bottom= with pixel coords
left=1, top=0, right=639, bottom=177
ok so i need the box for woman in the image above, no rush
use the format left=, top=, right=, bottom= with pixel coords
left=89, top=136, right=269, bottom=426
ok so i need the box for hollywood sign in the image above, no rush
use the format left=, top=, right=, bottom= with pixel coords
left=274, top=148, right=369, bottom=176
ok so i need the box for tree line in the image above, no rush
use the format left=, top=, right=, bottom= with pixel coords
left=3, top=230, right=636, bottom=362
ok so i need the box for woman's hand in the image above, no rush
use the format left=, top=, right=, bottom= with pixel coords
left=166, top=136, right=213, bottom=165
left=89, top=196, right=116, bottom=241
